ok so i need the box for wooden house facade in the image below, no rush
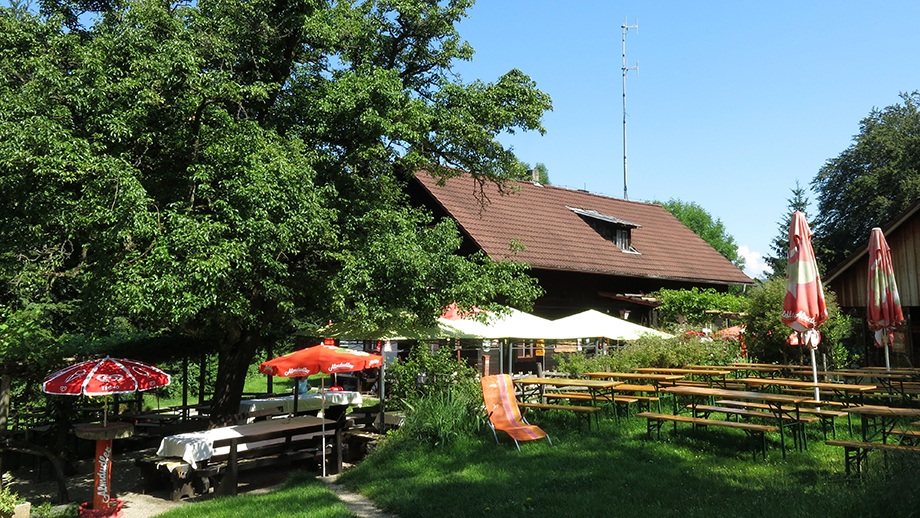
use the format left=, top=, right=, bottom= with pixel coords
left=824, top=200, right=920, bottom=368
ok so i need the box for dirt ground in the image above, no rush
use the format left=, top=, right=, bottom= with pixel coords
left=5, top=447, right=292, bottom=518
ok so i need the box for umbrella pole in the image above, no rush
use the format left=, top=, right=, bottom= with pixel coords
left=293, top=377, right=299, bottom=417
left=321, top=375, right=326, bottom=478
left=379, top=362, right=385, bottom=432
left=809, top=347, right=820, bottom=403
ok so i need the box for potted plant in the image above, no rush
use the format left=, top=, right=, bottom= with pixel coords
left=0, top=484, right=29, bottom=518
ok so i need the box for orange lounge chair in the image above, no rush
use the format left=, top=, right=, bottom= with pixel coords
left=481, top=374, right=552, bottom=450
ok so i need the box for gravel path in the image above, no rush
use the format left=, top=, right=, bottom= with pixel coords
left=6, top=449, right=393, bottom=518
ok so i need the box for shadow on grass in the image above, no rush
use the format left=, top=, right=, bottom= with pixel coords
left=339, top=410, right=919, bottom=518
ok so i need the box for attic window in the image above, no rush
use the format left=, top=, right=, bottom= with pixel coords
left=567, top=206, right=641, bottom=253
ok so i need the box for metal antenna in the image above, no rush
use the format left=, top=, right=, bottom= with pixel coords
left=622, top=17, right=638, bottom=200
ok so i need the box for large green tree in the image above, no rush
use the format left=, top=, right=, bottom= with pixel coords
left=764, top=181, right=809, bottom=279
left=812, top=91, right=920, bottom=268
left=0, top=0, right=550, bottom=423
left=655, top=198, right=745, bottom=270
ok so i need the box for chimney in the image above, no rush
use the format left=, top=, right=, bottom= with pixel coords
left=528, top=169, right=539, bottom=183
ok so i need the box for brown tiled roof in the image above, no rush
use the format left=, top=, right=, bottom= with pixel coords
left=414, top=172, right=753, bottom=286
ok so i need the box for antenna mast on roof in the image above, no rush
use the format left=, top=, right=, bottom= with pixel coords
left=621, top=17, right=638, bottom=200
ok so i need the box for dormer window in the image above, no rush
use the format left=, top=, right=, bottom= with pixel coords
left=567, top=206, right=641, bottom=253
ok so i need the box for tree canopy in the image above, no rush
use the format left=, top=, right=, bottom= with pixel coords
left=765, top=181, right=809, bottom=279
left=0, top=0, right=551, bottom=423
left=654, top=198, right=745, bottom=270
left=812, top=91, right=920, bottom=268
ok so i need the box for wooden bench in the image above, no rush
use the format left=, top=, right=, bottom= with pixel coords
left=137, top=417, right=343, bottom=500
left=888, top=429, right=920, bottom=446
left=542, top=392, right=642, bottom=419
left=714, top=400, right=845, bottom=438
left=518, top=402, right=602, bottom=429
left=636, top=411, right=778, bottom=460
left=825, top=439, right=920, bottom=475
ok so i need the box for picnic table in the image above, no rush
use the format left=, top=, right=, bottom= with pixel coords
left=736, top=377, right=876, bottom=406
left=514, top=377, right=623, bottom=426
left=633, top=367, right=731, bottom=388
left=689, top=364, right=785, bottom=377
left=583, top=372, right=683, bottom=411
left=843, top=405, right=920, bottom=443
left=658, top=385, right=811, bottom=457
left=239, top=391, right=363, bottom=421
left=789, top=369, right=919, bottom=403
left=145, top=415, right=340, bottom=498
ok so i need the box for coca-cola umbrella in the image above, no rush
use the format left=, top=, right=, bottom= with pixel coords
left=867, top=227, right=905, bottom=371
left=43, top=357, right=171, bottom=517
left=781, top=211, right=829, bottom=402
left=260, top=344, right=382, bottom=476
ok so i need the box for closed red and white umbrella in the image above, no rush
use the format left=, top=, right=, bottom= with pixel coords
left=867, top=227, right=905, bottom=371
left=782, top=212, right=828, bottom=401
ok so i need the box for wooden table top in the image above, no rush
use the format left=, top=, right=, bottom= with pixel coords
left=583, top=372, right=684, bottom=382
left=737, top=377, right=877, bottom=392
left=729, top=362, right=801, bottom=369
left=634, top=367, right=731, bottom=376
left=514, top=377, right=623, bottom=389
left=790, top=369, right=915, bottom=380
left=659, top=385, right=810, bottom=404
left=843, top=405, right=920, bottom=418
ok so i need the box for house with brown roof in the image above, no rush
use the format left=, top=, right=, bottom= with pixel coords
left=409, top=171, right=753, bottom=325
left=824, top=200, right=920, bottom=368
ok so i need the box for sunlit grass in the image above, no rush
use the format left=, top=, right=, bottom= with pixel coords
left=339, top=410, right=920, bottom=518
left=152, top=473, right=355, bottom=518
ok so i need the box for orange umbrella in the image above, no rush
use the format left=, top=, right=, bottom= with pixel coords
left=867, top=228, right=905, bottom=371
left=260, top=345, right=382, bottom=476
left=782, top=211, right=828, bottom=401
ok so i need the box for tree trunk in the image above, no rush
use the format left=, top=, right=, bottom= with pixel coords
left=209, top=327, right=262, bottom=427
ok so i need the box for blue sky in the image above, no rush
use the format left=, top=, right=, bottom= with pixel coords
left=451, top=1, right=920, bottom=279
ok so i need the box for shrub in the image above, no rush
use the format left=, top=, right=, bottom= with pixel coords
left=555, top=333, right=744, bottom=376
left=384, top=344, right=483, bottom=446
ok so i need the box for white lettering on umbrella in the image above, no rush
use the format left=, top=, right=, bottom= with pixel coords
left=329, top=362, right=354, bottom=371
left=95, top=374, right=125, bottom=383
left=284, top=367, right=313, bottom=376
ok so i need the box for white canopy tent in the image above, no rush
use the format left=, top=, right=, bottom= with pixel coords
left=550, top=309, right=673, bottom=340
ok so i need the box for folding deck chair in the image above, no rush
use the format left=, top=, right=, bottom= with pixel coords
left=481, top=374, right=552, bottom=450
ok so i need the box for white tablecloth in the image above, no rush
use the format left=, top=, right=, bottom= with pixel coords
left=238, top=391, right=363, bottom=416
left=155, top=415, right=331, bottom=469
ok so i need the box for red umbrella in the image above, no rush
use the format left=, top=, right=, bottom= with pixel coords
left=260, top=344, right=382, bottom=377
left=867, top=227, right=905, bottom=371
left=43, top=357, right=170, bottom=515
left=43, top=357, right=171, bottom=398
left=782, top=212, right=828, bottom=401
left=260, top=344, right=382, bottom=476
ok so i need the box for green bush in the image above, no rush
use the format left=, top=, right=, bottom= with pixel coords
left=385, top=345, right=479, bottom=409
left=650, top=287, right=748, bottom=327
left=556, top=333, right=744, bottom=376
left=743, top=278, right=853, bottom=366
left=383, top=344, right=483, bottom=446
left=391, top=389, right=483, bottom=447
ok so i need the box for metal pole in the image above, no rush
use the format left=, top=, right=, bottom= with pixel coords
left=621, top=18, right=638, bottom=200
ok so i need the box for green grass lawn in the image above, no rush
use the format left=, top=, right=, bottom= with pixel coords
left=152, top=473, right=356, bottom=518
left=336, top=409, right=919, bottom=518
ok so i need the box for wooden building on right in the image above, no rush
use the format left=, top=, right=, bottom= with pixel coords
left=824, top=200, right=920, bottom=369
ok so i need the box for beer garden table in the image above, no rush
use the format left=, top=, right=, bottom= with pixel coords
left=659, top=385, right=810, bottom=457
